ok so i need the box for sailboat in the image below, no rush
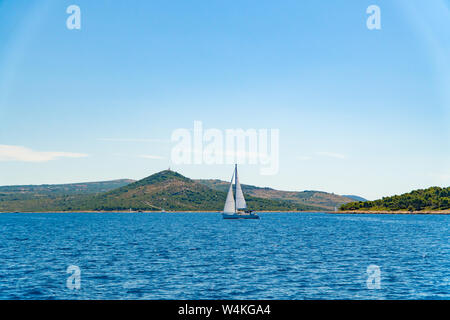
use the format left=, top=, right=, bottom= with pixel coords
left=222, top=164, right=260, bottom=219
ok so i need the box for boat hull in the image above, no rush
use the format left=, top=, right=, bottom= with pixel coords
left=222, top=213, right=260, bottom=219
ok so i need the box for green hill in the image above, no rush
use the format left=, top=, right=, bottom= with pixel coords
left=0, top=171, right=317, bottom=212
left=342, top=195, right=367, bottom=202
left=0, top=179, right=134, bottom=201
left=197, top=179, right=357, bottom=211
left=340, top=186, right=450, bottom=212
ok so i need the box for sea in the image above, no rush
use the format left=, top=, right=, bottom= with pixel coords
left=0, top=212, right=448, bottom=300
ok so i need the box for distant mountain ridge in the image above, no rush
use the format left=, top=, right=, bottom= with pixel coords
left=342, top=195, right=367, bottom=202
left=196, top=179, right=357, bottom=211
left=0, top=179, right=135, bottom=200
left=0, top=171, right=318, bottom=212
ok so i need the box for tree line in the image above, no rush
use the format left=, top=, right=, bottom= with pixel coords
left=340, top=187, right=450, bottom=211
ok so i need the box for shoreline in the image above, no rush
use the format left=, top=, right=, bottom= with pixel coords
left=0, top=210, right=319, bottom=214
left=335, top=210, right=450, bottom=215
left=1, top=210, right=449, bottom=214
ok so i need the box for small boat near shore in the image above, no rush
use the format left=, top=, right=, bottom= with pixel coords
left=222, top=164, right=259, bottom=220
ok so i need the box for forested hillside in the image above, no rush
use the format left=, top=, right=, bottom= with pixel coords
left=340, top=187, right=450, bottom=212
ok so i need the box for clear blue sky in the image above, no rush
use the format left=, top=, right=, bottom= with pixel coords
left=0, top=0, right=449, bottom=200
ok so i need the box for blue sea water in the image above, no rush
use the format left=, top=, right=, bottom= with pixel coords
left=0, top=212, right=448, bottom=300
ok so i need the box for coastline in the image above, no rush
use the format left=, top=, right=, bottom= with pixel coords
left=2, top=210, right=450, bottom=214
left=335, top=210, right=450, bottom=215
left=0, top=210, right=318, bottom=214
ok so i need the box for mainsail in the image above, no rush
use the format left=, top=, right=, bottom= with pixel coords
left=235, top=166, right=247, bottom=209
left=222, top=165, right=259, bottom=219
left=223, top=171, right=236, bottom=213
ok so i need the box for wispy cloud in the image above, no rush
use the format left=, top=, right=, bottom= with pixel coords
left=174, top=148, right=272, bottom=158
left=97, top=138, right=169, bottom=143
left=139, top=154, right=165, bottom=160
left=429, top=172, right=450, bottom=182
left=0, top=145, right=88, bottom=162
left=316, top=151, right=346, bottom=159
left=112, top=153, right=165, bottom=160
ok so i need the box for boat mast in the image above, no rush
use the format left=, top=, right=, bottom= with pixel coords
left=234, top=164, right=237, bottom=213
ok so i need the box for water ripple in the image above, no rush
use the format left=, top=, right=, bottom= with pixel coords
left=0, top=212, right=448, bottom=299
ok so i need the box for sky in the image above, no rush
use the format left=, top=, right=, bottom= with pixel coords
left=0, top=0, right=449, bottom=200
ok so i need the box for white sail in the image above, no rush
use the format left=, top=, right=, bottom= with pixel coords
left=223, top=174, right=236, bottom=213
left=235, top=165, right=247, bottom=209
